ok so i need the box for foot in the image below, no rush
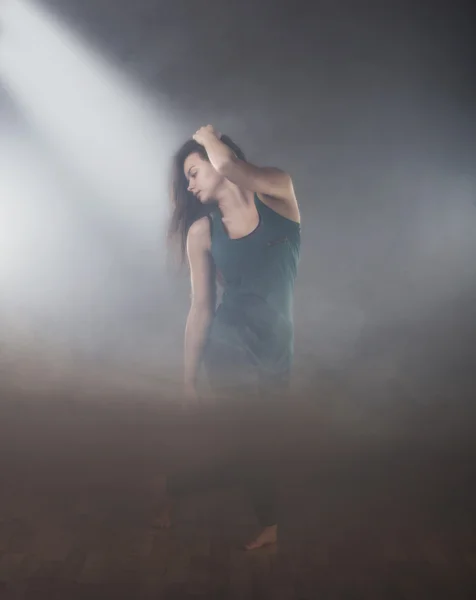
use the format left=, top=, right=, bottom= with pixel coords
left=153, top=500, right=172, bottom=529
left=244, top=524, right=278, bottom=551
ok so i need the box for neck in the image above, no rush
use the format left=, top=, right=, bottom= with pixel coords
left=214, top=182, right=255, bottom=221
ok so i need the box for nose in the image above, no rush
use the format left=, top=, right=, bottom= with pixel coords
left=187, top=181, right=194, bottom=193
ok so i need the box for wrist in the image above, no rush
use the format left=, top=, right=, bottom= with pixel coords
left=202, top=134, right=231, bottom=156
left=206, top=144, right=235, bottom=175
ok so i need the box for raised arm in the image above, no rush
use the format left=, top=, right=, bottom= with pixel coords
left=193, top=125, right=300, bottom=222
left=183, top=216, right=216, bottom=398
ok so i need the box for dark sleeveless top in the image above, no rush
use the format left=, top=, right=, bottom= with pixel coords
left=205, top=194, right=301, bottom=381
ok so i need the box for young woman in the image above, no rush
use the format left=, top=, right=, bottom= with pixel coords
left=159, top=125, right=301, bottom=550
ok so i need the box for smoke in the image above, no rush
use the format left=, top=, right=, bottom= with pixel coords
left=1, top=0, right=475, bottom=398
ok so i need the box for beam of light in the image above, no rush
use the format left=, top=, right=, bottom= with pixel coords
left=0, top=134, right=49, bottom=292
left=0, top=128, right=102, bottom=312
left=0, top=0, right=179, bottom=244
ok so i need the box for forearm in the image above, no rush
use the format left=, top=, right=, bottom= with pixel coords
left=201, top=135, right=235, bottom=173
left=199, top=131, right=290, bottom=198
left=183, top=304, right=214, bottom=387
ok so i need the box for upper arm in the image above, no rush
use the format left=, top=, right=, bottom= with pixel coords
left=218, top=158, right=300, bottom=220
left=186, top=217, right=216, bottom=311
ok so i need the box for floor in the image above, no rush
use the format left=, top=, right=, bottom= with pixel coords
left=0, top=384, right=475, bottom=599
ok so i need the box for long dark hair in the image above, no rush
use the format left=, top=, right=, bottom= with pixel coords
left=167, top=134, right=246, bottom=263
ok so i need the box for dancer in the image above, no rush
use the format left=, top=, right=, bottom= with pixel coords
left=158, top=125, right=301, bottom=550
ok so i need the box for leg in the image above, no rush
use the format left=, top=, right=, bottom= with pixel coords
left=161, top=454, right=279, bottom=549
left=242, top=373, right=289, bottom=550
left=154, top=465, right=233, bottom=529
left=248, top=473, right=278, bottom=528
left=194, top=314, right=284, bottom=547
left=243, top=465, right=279, bottom=550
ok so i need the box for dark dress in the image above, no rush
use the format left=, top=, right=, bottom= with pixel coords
left=204, top=193, right=301, bottom=392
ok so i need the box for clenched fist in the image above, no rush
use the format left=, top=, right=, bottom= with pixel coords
left=192, top=124, right=221, bottom=146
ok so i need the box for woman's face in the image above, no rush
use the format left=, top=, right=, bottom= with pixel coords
left=184, top=152, right=224, bottom=204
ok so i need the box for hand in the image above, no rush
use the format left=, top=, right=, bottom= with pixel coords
left=192, top=124, right=221, bottom=147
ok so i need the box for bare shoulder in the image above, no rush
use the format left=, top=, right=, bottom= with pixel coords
left=187, top=216, right=211, bottom=253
